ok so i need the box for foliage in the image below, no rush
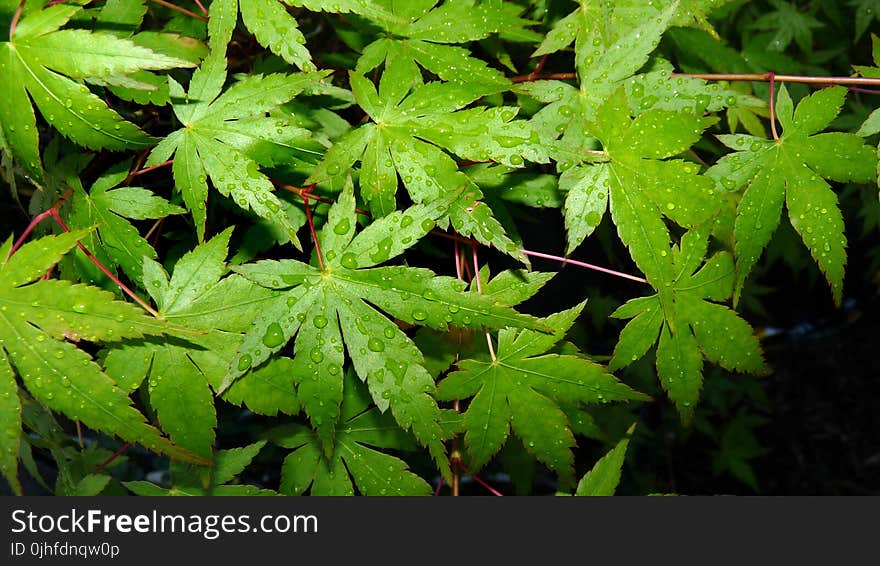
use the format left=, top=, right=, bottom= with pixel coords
left=0, top=0, right=878, bottom=497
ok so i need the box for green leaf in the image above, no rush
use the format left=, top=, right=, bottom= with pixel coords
left=239, top=0, right=314, bottom=71
left=124, top=441, right=276, bottom=496
left=0, top=3, right=194, bottom=179
left=64, top=161, right=184, bottom=284
left=611, top=228, right=768, bottom=420
left=228, top=182, right=547, bottom=475
left=575, top=424, right=635, bottom=496
left=212, top=440, right=266, bottom=485
left=312, top=68, right=546, bottom=263
left=0, top=232, right=207, bottom=468
left=707, top=86, right=878, bottom=305
left=275, top=371, right=431, bottom=496
left=563, top=88, right=718, bottom=282
left=149, top=53, right=327, bottom=241
left=438, top=304, right=647, bottom=486
left=0, top=349, right=21, bottom=494
left=106, top=230, right=288, bottom=457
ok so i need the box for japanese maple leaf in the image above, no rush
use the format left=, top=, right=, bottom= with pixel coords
left=561, top=87, right=719, bottom=299
left=65, top=160, right=184, bottom=285
left=309, top=68, right=548, bottom=263
left=146, top=46, right=325, bottom=243
left=273, top=371, right=452, bottom=495
left=104, top=229, right=299, bottom=458
left=0, top=230, right=206, bottom=493
left=706, top=86, right=878, bottom=305
left=534, top=0, right=730, bottom=60
left=0, top=1, right=194, bottom=180
left=437, top=302, right=648, bottom=486
left=609, top=226, right=768, bottom=421
left=297, top=0, right=534, bottom=88
left=225, top=181, right=548, bottom=475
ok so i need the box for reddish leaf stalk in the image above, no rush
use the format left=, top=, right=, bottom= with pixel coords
left=148, top=0, right=208, bottom=22
left=275, top=180, right=371, bottom=216
left=49, top=210, right=162, bottom=318
left=8, top=188, right=73, bottom=257
left=129, top=159, right=173, bottom=179
left=520, top=248, right=648, bottom=284
left=769, top=73, right=780, bottom=141
left=8, top=0, right=25, bottom=38
left=9, top=189, right=163, bottom=317
left=510, top=70, right=880, bottom=87
left=93, top=441, right=133, bottom=474
left=470, top=474, right=504, bottom=497
left=192, top=0, right=209, bottom=16
left=471, top=243, right=497, bottom=362
left=300, top=184, right=326, bottom=272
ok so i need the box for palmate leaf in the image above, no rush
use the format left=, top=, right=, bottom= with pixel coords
left=146, top=45, right=326, bottom=242
left=706, top=86, right=878, bottom=305
left=0, top=230, right=207, bottom=492
left=749, top=0, right=824, bottom=53
left=522, top=2, right=680, bottom=170
left=274, top=370, right=437, bottom=496
left=309, top=66, right=548, bottom=263
left=310, top=0, right=535, bottom=88
left=124, top=441, right=277, bottom=496
left=104, top=228, right=298, bottom=459
left=64, top=160, right=184, bottom=285
left=0, top=2, right=195, bottom=180
left=437, top=302, right=648, bottom=487
left=226, top=180, right=548, bottom=476
left=609, top=227, right=768, bottom=421
left=534, top=0, right=730, bottom=59
left=562, top=87, right=719, bottom=287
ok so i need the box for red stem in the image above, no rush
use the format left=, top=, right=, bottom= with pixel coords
left=300, top=184, right=326, bottom=272
left=471, top=474, right=504, bottom=497
left=8, top=0, right=25, bottom=38
left=192, top=0, right=209, bottom=16
left=93, top=442, right=132, bottom=473
left=521, top=248, right=648, bottom=284
left=49, top=210, right=162, bottom=318
left=130, top=159, right=173, bottom=178
left=148, top=0, right=208, bottom=22
left=769, top=73, right=779, bottom=141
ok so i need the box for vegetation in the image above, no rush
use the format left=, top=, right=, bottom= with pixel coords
left=1, top=0, right=878, bottom=496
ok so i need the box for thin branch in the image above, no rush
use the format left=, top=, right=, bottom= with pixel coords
left=148, top=0, right=208, bottom=22
left=674, top=72, right=880, bottom=86
left=510, top=70, right=880, bottom=87
left=521, top=248, right=648, bottom=284
left=847, top=86, right=880, bottom=95
left=510, top=72, right=576, bottom=83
